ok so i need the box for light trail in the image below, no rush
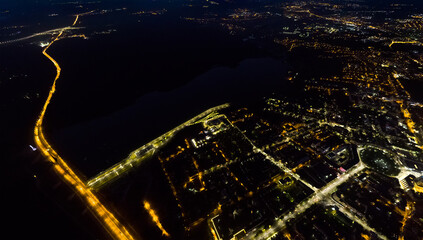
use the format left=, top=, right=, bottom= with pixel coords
left=34, top=15, right=135, bottom=240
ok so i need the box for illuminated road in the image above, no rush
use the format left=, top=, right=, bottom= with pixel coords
left=225, top=116, right=319, bottom=192
left=87, top=104, right=230, bottom=190
left=306, top=10, right=361, bottom=27
left=0, top=26, right=82, bottom=45
left=258, top=148, right=318, bottom=192
left=397, top=168, right=423, bottom=181
left=329, top=185, right=389, bottom=240
left=335, top=203, right=388, bottom=240
left=223, top=114, right=371, bottom=239
left=389, top=40, right=422, bottom=48
left=247, top=161, right=365, bottom=240
left=34, top=15, right=135, bottom=240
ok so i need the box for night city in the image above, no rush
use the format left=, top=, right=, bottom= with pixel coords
left=2, top=0, right=423, bottom=239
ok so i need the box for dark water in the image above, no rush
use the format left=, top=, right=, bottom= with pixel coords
left=35, top=10, right=292, bottom=178
left=51, top=56, right=290, bottom=178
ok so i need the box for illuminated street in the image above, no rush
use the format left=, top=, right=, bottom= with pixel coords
left=33, top=15, right=135, bottom=240
left=248, top=161, right=366, bottom=240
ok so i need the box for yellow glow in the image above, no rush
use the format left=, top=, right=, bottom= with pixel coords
left=399, top=101, right=417, bottom=134
left=284, top=232, right=292, bottom=240
left=361, top=233, right=370, bottom=240
left=210, top=224, right=219, bottom=240
left=389, top=40, right=420, bottom=48
left=397, top=201, right=415, bottom=240
left=72, top=15, right=79, bottom=26
left=143, top=201, right=170, bottom=237
left=413, top=183, right=423, bottom=193
left=34, top=15, right=134, bottom=240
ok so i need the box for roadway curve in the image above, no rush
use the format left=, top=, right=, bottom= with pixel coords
left=33, top=15, right=135, bottom=240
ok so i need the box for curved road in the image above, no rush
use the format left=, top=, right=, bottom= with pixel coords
left=33, top=15, right=135, bottom=240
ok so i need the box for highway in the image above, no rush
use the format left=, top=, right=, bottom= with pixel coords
left=87, top=103, right=230, bottom=190
left=34, top=15, right=135, bottom=240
